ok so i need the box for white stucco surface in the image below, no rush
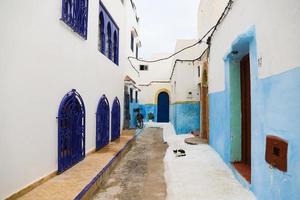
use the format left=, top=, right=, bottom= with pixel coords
left=198, top=0, right=300, bottom=93
left=146, top=123, right=256, bottom=200
left=139, top=83, right=171, bottom=104
left=0, top=0, right=138, bottom=198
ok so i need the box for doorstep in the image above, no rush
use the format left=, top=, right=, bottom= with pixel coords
left=10, top=130, right=140, bottom=200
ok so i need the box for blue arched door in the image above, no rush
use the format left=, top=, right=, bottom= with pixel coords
left=157, top=92, right=170, bottom=122
left=111, top=97, right=121, bottom=141
left=57, top=89, right=85, bottom=174
left=96, top=95, right=110, bottom=151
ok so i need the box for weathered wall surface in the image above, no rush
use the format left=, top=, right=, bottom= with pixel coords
left=198, top=0, right=300, bottom=199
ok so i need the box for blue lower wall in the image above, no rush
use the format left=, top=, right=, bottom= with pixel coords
left=129, top=102, right=139, bottom=128
left=171, top=102, right=200, bottom=134
left=139, top=104, right=157, bottom=122
left=209, top=66, right=300, bottom=200
left=140, top=102, right=200, bottom=135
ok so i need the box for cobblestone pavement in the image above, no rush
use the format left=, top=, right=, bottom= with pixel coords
left=93, top=128, right=167, bottom=200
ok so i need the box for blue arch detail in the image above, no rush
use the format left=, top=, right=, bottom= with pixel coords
left=96, top=95, right=110, bottom=151
left=111, top=97, right=121, bottom=141
left=57, top=89, right=86, bottom=174
left=157, top=92, right=170, bottom=122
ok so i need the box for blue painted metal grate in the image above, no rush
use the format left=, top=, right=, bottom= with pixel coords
left=99, top=1, right=119, bottom=65
left=96, top=95, right=110, bottom=151
left=61, top=0, right=89, bottom=39
left=111, top=97, right=121, bottom=141
left=57, top=89, right=85, bottom=174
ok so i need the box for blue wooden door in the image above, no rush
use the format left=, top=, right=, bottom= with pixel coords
left=157, top=92, right=169, bottom=122
left=96, top=95, right=110, bottom=151
left=111, top=97, right=121, bottom=141
left=57, top=89, right=85, bottom=174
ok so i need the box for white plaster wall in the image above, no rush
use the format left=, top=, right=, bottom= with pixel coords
left=170, top=40, right=202, bottom=103
left=171, top=62, right=200, bottom=103
left=139, top=83, right=171, bottom=104
left=124, top=0, right=141, bottom=83
left=197, top=0, right=300, bottom=93
left=139, top=53, right=173, bottom=84
left=197, top=0, right=228, bottom=39
left=0, top=0, right=130, bottom=198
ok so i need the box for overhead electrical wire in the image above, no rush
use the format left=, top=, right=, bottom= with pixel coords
left=128, top=0, right=233, bottom=78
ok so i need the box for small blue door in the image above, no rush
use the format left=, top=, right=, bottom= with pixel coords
left=96, top=95, right=110, bottom=151
left=57, top=89, right=85, bottom=174
left=157, top=92, right=169, bottom=122
left=111, top=97, right=121, bottom=141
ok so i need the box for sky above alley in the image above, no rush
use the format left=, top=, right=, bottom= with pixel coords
left=134, top=0, right=201, bottom=59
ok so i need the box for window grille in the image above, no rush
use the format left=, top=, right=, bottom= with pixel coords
left=61, top=0, right=89, bottom=39
left=99, top=1, right=119, bottom=65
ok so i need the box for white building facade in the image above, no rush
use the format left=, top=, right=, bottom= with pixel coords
left=0, top=0, right=141, bottom=199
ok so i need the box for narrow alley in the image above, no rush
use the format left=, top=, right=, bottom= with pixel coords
left=92, top=128, right=167, bottom=200
left=1, top=0, right=299, bottom=199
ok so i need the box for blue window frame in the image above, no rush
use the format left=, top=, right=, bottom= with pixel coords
left=111, top=97, right=121, bottom=141
left=99, top=12, right=105, bottom=53
left=61, top=0, right=89, bottom=40
left=113, top=31, right=119, bottom=65
left=96, top=95, right=110, bottom=150
left=57, top=89, right=85, bottom=174
left=99, top=1, right=119, bottom=65
left=106, top=23, right=112, bottom=59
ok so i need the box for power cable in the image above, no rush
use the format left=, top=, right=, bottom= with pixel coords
left=128, top=0, right=233, bottom=77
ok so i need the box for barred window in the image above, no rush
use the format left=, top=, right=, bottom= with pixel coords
left=61, top=0, right=89, bottom=39
left=99, top=1, right=119, bottom=65
left=99, top=12, right=105, bottom=53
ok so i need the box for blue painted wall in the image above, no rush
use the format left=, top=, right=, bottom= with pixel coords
left=171, top=102, right=200, bottom=134
left=209, top=26, right=300, bottom=200
left=139, top=104, right=157, bottom=122
left=129, top=102, right=139, bottom=128
left=210, top=67, right=300, bottom=200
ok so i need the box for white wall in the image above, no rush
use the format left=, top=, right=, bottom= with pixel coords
left=198, top=0, right=300, bottom=93
left=171, top=62, right=200, bottom=103
left=138, top=53, right=173, bottom=84
left=170, top=40, right=202, bottom=103
left=124, top=0, right=141, bottom=83
left=139, top=83, right=171, bottom=104
left=0, top=0, right=131, bottom=198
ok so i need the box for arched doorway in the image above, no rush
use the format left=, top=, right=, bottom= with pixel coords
left=57, top=89, right=85, bottom=174
left=157, top=92, right=170, bottom=122
left=111, top=97, right=121, bottom=141
left=96, top=95, right=110, bottom=151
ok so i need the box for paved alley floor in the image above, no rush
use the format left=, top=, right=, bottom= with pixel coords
left=157, top=122, right=257, bottom=200
left=92, top=128, right=168, bottom=200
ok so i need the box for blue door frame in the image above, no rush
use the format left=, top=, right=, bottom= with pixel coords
left=111, top=97, right=121, bottom=141
left=96, top=95, right=110, bottom=151
left=157, top=92, right=170, bottom=122
left=57, top=89, right=86, bottom=174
